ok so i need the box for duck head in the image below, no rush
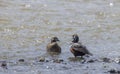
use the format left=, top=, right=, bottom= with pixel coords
left=72, top=34, right=79, bottom=43
left=51, top=37, right=60, bottom=43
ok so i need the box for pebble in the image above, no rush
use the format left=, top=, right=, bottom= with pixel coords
left=39, top=57, right=45, bottom=62
left=18, top=59, right=25, bottom=62
left=46, top=60, right=49, bottom=62
left=1, top=62, right=7, bottom=67
left=114, top=58, right=120, bottom=63
left=1, top=61, right=7, bottom=69
left=87, top=59, right=95, bottom=63
left=108, top=69, right=120, bottom=74
left=53, top=59, right=64, bottom=63
left=101, top=57, right=111, bottom=63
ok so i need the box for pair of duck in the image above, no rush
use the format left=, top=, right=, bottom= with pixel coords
left=47, top=34, right=92, bottom=57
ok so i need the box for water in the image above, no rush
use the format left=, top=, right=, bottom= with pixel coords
left=0, top=0, right=120, bottom=74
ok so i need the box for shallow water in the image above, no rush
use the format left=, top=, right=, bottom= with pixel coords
left=0, top=0, right=120, bottom=74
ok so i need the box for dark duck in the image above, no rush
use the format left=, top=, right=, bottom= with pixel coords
left=70, top=34, right=92, bottom=57
left=47, top=37, right=61, bottom=53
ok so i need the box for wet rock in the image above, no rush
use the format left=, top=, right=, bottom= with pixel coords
left=109, top=69, right=116, bottom=73
left=1, top=63, right=7, bottom=67
left=63, top=62, right=67, bottom=65
left=18, top=59, right=25, bottom=62
left=86, top=66, right=89, bottom=69
left=62, top=66, right=70, bottom=70
left=46, top=60, right=49, bottom=62
left=114, top=58, right=120, bottom=64
left=103, top=65, right=107, bottom=68
left=108, top=69, right=120, bottom=74
left=39, top=57, right=45, bottom=62
left=87, top=59, right=95, bottom=63
left=101, top=57, right=111, bottom=63
left=118, top=71, right=120, bottom=73
left=53, top=59, right=64, bottom=63
left=1, top=61, right=7, bottom=69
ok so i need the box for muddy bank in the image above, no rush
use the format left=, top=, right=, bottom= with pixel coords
left=1, top=55, right=120, bottom=74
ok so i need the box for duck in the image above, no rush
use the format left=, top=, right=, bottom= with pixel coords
left=47, top=37, right=61, bottom=53
left=70, top=34, right=92, bottom=57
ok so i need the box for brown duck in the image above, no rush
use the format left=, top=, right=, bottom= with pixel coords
left=47, top=37, right=61, bottom=53
left=70, top=34, right=92, bottom=57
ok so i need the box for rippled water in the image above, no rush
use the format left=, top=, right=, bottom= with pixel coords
left=0, top=0, right=120, bottom=74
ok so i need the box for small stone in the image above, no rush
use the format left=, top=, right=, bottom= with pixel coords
left=62, top=66, right=69, bottom=70
left=103, top=65, right=107, bottom=68
left=108, top=69, right=116, bottom=73
left=114, top=58, right=120, bottom=63
left=108, top=69, right=120, bottom=74
left=118, top=71, right=120, bottom=73
left=87, top=59, right=95, bottom=63
left=1, top=63, right=7, bottom=67
left=18, top=59, right=25, bottom=62
left=53, top=59, right=64, bottom=63
left=39, top=57, right=45, bottom=62
left=1, top=61, right=7, bottom=69
left=86, top=66, right=89, bottom=68
left=46, top=60, right=49, bottom=62
left=101, top=57, right=111, bottom=63
left=59, top=59, right=64, bottom=62
left=63, top=62, right=67, bottom=65
left=68, top=57, right=84, bottom=62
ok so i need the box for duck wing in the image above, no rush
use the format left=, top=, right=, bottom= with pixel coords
left=47, top=42, right=61, bottom=52
left=71, top=43, right=90, bottom=54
